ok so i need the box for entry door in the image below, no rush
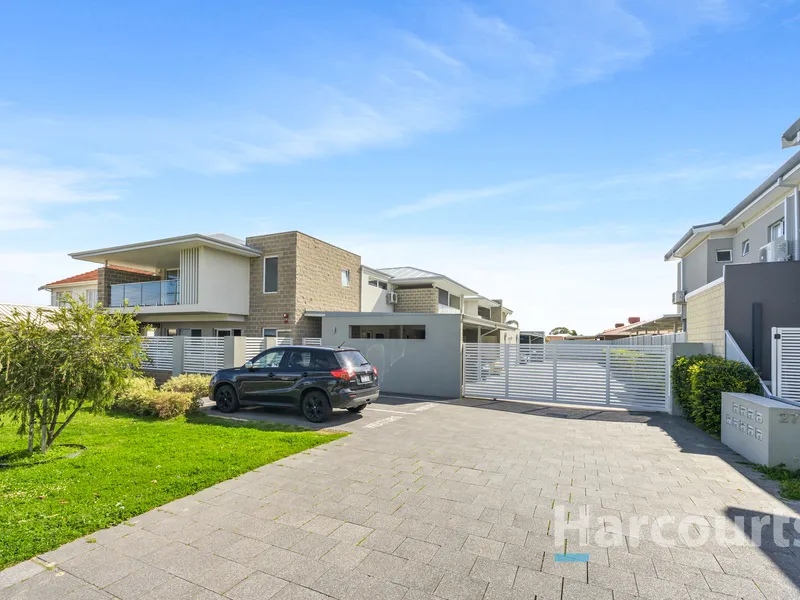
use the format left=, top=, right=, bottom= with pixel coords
left=238, top=348, right=289, bottom=401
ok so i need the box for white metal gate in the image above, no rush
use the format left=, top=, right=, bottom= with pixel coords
left=772, top=328, right=800, bottom=401
left=463, top=343, right=671, bottom=412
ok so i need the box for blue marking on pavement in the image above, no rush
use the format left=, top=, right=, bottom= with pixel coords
left=554, top=553, right=590, bottom=563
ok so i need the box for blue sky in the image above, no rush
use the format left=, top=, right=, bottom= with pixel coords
left=1, top=0, right=799, bottom=333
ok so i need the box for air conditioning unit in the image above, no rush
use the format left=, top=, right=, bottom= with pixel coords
left=386, top=291, right=398, bottom=304
left=672, top=290, right=686, bottom=304
left=759, top=237, right=789, bottom=263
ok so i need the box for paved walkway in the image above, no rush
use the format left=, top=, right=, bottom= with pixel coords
left=2, top=396, right=800, bottom=600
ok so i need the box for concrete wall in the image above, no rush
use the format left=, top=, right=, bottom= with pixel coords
left=198, top=246, right=250, bottom=315
left=732, top=202, right=785, bottom=265
left=245, top=232, right=298, bottom=337
left=320, top=313, right=462, bottom=398
left=686, top=279, right=725, bottom=356
left=724, top=261, right=800, bottom=378
left=361, top=282, right=394, bottom=312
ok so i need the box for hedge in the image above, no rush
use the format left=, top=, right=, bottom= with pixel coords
left=113, top=376, right=202, bottom=419
left=672, top=354, right=762, bottom=434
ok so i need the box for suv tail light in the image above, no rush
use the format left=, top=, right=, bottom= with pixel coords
left=330, top=368, right=354, bottom=381
left=372, top=366, right=378, bottom=377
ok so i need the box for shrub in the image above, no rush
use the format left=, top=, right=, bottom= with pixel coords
left=148, top=391, right=195, bottom=419
left=161, top=374, right=211, bottom=404
left=672, top=354, right=761, bottom=434
left=113, top=376, right=195, bottom=419
left=688, top=360, right=762, bottom=434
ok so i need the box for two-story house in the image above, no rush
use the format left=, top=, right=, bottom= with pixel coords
left=665, top=121, right=800, bottom=379
left=41, top=231, right=518, bottom=346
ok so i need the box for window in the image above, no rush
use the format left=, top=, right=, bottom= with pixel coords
left=165, top=268, right=180, bottom=280
left=178, top=328, right=202, bottom=337
left=215, top=329, right=242, bottom=337
left=341, top=268, right=350, bottom=287
left=285, top=350, right=312, bottom=370
left=350, top=325, right=400, bottom=339
left=741, top=239, right=750, bottom=256
left=313, top=351, right=340, bottom=370
left=263, top=257, right=278, bottom=293
left=368, top=278, right=388, bottom=290
left=262, top=328, right=277, bottom=338
left=335, top=350, right=369, bottom=368
left=715, top=249, right=732, bottom=263
left=402, top=325, right=426, bottom=339
left=437, top=288, right=449, bottom=305
left=769, top=219, right=785, bottom=242
left=251, top=348, right=286, bottom=369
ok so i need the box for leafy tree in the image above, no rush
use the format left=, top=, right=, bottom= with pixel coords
left=549, top=326, right=578, bottom=336
left=0, top=298, right=142, bottom=453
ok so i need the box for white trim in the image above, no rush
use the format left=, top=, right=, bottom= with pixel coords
left=70, top=233, right=261, bottom=260
left=685, top=276, right=724, bottom=300
left=262, top=255, right=279, bottom=294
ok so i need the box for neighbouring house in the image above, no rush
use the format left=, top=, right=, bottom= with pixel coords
left=42, top=231, right=518, bottom=347
left=39, top=266, right=157, bottom=307
left=665, top=120, right=800, bottom=380
left=596, top=315, right=683, bottom=341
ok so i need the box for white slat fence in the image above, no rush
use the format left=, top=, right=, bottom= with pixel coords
left=140, top=336, right=174, bottom=370
left=183, top=338, right=225, bottom=374
left=463, top=343, right=670, bottom=412
left=772, top=327, right=800, bottom=401
left=302, top=338, right=322, bottom=346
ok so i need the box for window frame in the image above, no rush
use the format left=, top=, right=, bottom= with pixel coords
left=262, top=256, right=279, bottom=294
left=715, top=249, right=733, bottom=263
left=262, top=328, right=277, bottom=338
left=341, top=268, right=350, bottom=287
left=741, top=239, right=750, bottom=256
left=437, top=288, right=449, bottom=306
left=769, top=219, right=785, bottom=243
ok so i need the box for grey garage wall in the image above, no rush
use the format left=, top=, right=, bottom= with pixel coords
left=320, top=313, right=462, bottom=398
left=724, top=261, right=800, bottom=378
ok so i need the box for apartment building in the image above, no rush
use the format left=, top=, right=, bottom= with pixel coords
left=664, top=120, right=800, bottom=377
left=41, top=231, right=518, bottom=345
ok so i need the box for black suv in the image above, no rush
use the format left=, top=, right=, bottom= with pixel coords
left=209, top=346, right=379, bottom=423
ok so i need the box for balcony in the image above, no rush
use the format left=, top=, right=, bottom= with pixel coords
left=438, top=304, right=461, bottom=314
left=111, top=280, right=180, bottom=308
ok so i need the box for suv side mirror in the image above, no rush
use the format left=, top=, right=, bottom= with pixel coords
left=244, top=361, right=254, bottom=370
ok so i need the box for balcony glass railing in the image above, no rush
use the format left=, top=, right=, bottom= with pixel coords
left=110, top=280, right=180, bottom=307
left=437, top=304, right=461, bottom=314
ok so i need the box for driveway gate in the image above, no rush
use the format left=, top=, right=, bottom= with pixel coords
left=463, top=343, right=671, bottom=412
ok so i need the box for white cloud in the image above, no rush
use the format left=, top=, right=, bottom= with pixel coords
left=0, top=1, right=751, bottom=174
left=0, top=164, right=120, bottom=231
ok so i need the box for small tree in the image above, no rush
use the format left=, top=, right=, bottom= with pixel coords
left=549, top=326, right=578, bottom=336
left=0, top=298, right=143, bottom=453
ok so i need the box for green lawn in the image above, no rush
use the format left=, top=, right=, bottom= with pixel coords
left=0, top=410, right=346, bottom=569
left=751, top=463, right=800, bottom=501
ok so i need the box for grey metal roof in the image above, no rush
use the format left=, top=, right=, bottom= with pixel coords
left=665, top=149, right=800, bottom=260
left=783, top=117, right=800, bottom=148
left=376, top=266, right=478, bottom=294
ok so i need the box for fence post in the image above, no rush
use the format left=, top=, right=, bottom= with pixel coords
left=504, top=344, right=510, bottom=398
left=605, top=346, right=611, bottom=405
left=172, top=336, right=185, bottom=376
left=551, top=344, right=558, bottom=402
left=772, top=327, right=780, bottom=397
left=223, top=337, right=247, bottom=369
left=665, top=344, right=673, bottom=414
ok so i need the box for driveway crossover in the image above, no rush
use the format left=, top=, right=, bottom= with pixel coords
left=2, top=396, right=799, bottom=599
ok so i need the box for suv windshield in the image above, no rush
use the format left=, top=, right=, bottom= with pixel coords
left=336, top=350, right=369, bottom=367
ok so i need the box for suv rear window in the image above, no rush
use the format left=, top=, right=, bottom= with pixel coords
left=336, top=350, right=369, bottom=368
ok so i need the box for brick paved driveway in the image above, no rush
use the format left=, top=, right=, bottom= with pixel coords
left=2, top=396, right=800, bottom=599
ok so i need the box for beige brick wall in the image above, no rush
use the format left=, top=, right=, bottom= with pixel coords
left=395, top=287, right=438, bottom=313
left=243, top=231, right=361, bottom=341
left=243, top=232, right=299, bottom=337
left=686, top=280, right=725, bottom=356
left=295, top=232, right=361, bottom=341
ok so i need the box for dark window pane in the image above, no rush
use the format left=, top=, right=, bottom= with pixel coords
left=437, top=288, right=448, bottom=305
left=264, top=257, right=278, bottom=293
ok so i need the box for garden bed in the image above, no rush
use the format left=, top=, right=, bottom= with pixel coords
left=0, top=410, right=346, bottom=569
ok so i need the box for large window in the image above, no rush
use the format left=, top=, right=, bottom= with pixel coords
left=349, top=324, right=425, bottom=339
left=263, top=257, right=278, bottom=293
left=769, top=219, right=785, bottom=242
left=437, top=288, right=449, bottom=305
left=715, top=249, right=732, bottom=263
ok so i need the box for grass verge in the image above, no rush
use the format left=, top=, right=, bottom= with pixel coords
left=751, top=463, right=800, bottom=500
left=0, top=410, right=346, bottom=569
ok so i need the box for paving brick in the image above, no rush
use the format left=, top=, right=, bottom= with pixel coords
left=59, top=548, right=144, bottom=588
left=462, top=535, right=505, bottom=560
left=562, top=579, right=614, bottom=600
left=434, top=572, right=489, bottom=600
left=320, top=541, right=371, bottom=570
left=469, top=556, right=518, bottom=588
left=225, top=572, right=289, bottom=600
left=360, top=529, right=405, bottom=553
left=513, top=567, right=563, bottom=600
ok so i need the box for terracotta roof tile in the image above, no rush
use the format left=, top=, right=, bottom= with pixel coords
left=41, top=266, right=155, bottom=289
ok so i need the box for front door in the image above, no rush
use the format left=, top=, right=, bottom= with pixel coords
left=238, top=348, right=289, bottom=401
